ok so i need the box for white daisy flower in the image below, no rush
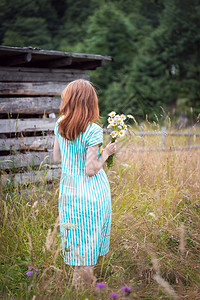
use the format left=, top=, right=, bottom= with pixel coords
left=113, top=121, right=117, bottom=126
left=108, top=111, right=116, bottom=117
left=123, top=127, right=127, bottom=131
left=127, top=114, right=134, bottom=119
left=123, top=124, right=127, bottom=129
left=117, top=118, right=122, bottom=123
left=119, top=130, right=125, bottom=137
left=114, top=114, right=120, bottom=120
left=108, top=117, right=114, bottom=124
left=118, top=119, right=124, bottom=126
left=111, top=131, right=118, bottom=138
left=120, top=114, right=126, bottom=120
left=107, top=124, right=112, bottom=128
left=118, top=125, right=122, bottom=129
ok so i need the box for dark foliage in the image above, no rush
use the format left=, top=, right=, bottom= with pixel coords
left=0, top=0, right=199, bottom=121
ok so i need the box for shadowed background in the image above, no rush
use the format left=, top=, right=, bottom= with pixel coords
left=0, top=0, right=199, bottom=123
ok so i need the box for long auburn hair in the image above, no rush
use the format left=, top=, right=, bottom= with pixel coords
left=58, top=79, right=103, bottom=140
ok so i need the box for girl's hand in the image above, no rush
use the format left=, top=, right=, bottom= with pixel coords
left=104, top=140, right=117, bottom=156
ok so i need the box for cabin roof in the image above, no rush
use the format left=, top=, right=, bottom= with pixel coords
left=0, top=46, right=112, bottom=70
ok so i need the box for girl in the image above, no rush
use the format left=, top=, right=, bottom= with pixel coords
left=53, top=79, right=117, bottom=288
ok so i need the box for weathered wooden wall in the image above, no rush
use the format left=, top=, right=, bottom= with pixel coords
left=0, top=66, right=89, bottom=185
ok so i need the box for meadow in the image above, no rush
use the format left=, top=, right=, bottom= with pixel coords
left=0, top=121, right=200, bottom=299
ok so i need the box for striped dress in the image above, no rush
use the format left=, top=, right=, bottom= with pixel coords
left=54, top=115, right=112, bottom=266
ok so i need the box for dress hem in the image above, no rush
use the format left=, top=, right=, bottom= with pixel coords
left=62, top=250, right=109, bottom=266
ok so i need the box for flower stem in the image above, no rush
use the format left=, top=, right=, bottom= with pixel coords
left=106, top=137, right=116, bottom=169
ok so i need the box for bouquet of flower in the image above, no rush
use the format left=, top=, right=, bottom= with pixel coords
left=105, top=111, right=134, bottom=169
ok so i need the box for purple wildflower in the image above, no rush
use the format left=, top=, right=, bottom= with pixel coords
left=96, top=282, right=107, bottom=289
left=121, top=286, right=132, bottom=292
left=26, top=271, right=33, bottom=276
left=34, top=268, right=41, bottom=272
left=189, top=219, right=192, bottom=223
left=110, top=293, right=121, bottom=299
left=28, top=266, right=40, bottom=272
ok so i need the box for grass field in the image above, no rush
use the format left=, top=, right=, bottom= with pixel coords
left=0, top=123, right=200, bottom=299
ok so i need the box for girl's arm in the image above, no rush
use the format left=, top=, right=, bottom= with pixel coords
left=53, top=136, right=61, bottom=162
left=85, top=141, right=117, bottom=177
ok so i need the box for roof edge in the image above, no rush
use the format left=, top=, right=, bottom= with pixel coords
left=0, top=45, right=112, bottom=62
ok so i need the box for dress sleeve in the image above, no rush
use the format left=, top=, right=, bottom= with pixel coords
left=86, top=124, right=103, bottom=150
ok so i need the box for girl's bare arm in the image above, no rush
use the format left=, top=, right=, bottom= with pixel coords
left=53, top=136, right=61, bottom=162
left=85, top=141, right=117, bottom=177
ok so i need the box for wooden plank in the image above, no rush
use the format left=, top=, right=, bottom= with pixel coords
left=0, top=97, right=61, bottom=114
left=0, top=66, right=88, bottom=73
left=0, top=46, right=112, bottom=62
left=0, top=150, right=59, bottom=169
left=68, top=59, right=107, bottom=70
left=124, top=145, right=200, bottom=152
left=0, top=82, right=70, bottom=95
left=0, top=53, right=32, bottom=66
left=0, top=67, right=89, bottom=82
left=134, top=131, right=200, bottom=137
left=0, top=168, right=61, bottom=185
left=39, top=57, right=72, bottom=68
left=0, top=118, right=56, bottom=133
left=0, top=136, right=54, bottom=151
left=20, top=145, right=47, bottom=151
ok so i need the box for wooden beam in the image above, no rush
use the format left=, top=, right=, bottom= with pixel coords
left=0, top=97, right=61, bottom=114
left=0, top=66, right=88, bottom=73
left=0, top=168, right=61, bottom=185
left=68, top=60, right=103, bottom=70
left=0, top=82, right=69, bottom=95
left=0, top=136, right=54, bottom=152
left=0, top=150, right=59, bottom=169
left=20, top=145, right=47, bottom=151
left=0, top=53, right=32, bottom=66
left=0, top=118, right=56, bottom=133
left=0, top=46, right=112, bottom=62
left=0, top=67, right=89, bottom=82
left=39, top=57, right=73, bottom=68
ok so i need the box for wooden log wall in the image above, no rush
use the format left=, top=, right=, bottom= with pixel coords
left=0, top=66, right=89, bottom=185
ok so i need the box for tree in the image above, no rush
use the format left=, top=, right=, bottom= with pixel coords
left=83, top=2, right=137, bottom=117
left=3, top=17, right=52, bottom=48
left=57, top=0, right=99, bottom=52
left=83, top=1, right=165, bottom=120
left=124, top=0, right=200, bottom=119
left=0, top=0, right=56, bottom=49
left=160, top=0, right=200, bottom=115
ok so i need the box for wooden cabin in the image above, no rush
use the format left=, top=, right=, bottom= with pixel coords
left=0, top=46, right=111, bottom=185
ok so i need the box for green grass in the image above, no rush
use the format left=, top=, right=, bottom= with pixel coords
left=0, top=131, right=200, bottom=299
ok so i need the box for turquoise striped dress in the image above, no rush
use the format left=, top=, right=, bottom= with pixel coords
left=54, top=115, right=112, bottom=266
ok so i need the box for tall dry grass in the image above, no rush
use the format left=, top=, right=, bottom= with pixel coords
left=0, top=124, right=200, bottom=299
